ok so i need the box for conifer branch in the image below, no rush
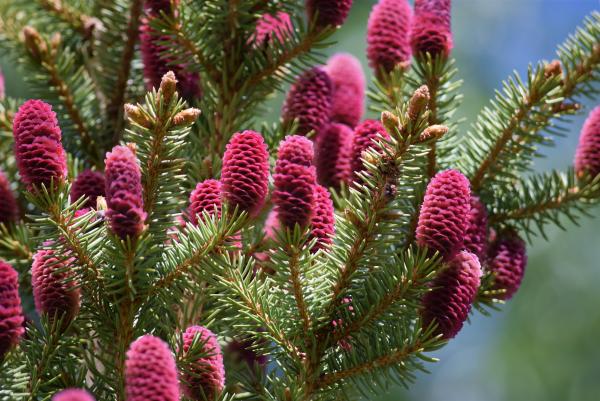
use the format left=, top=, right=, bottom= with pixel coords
left=37, top=0, right=95, bottom=39
left=287, top=243, right=312, bottom=335
left=107, top=0, right=143, bottom=145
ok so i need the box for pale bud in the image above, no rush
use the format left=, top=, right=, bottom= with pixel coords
left=544, top=60, right=563, bottom=79
left=418, top=124, right=448, bottom=142
left=159, top=71, right=178, bottom=105
left=172, top=108, right=201, bottom=127
left=408, top=85, right=430, bottom=121
left=124, top=104, right=152, bottom=128
left=381, top=111, right=400, bottom=135
left=23, top=26, right=47, bottom=62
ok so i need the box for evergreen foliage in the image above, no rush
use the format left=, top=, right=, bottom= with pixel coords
left=0, top=1, right=599, bottom=400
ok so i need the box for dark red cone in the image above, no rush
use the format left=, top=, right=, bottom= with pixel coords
left=310, top=185, right=335, bottom=252
left=13, top=100, right=67, bottom=190
left=416, top=169, right=471, bottom=259
left=367, top=0, right=412, bottom=74
left=575, top=105, right=600, bottom=179
left=221, top=131, right=270, bottom=216
left=315, top=123, right=353, bottom=190
left=306, top=0, right=353, bottom=28
left=0, top=170, right=19, bottom=224
left=324, top=53, right=365, bottom=128
left=188, top=179, right=222, bottom=225
left=104, top=145, right=147, bottom=239
left=282, top=68, right=332, bottom=137
left=488, top=230, right=527, bottom=300
left=70, top=169, right=105, bottom=209
left=349, top=119, right=389, bottom=181
left=273, top=136, right=316, bottom=229
left=421, top=251, right=481, bottom=339
left=0, top=261, right=24, bottom=359
left=464, top=196, right=488, bottom=260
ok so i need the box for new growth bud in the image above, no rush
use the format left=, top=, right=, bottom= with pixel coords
left=418, top=124, right=448, bottom=142
left=23, top=26, right=47, bottom=62
left=124, top=104, right=152, bottom=129
left=544, top=59, right=563, bottom=79
left=159, top=71, right=178, bottom=105
left=172, top=108, right=201, bottom=127
left=381, top=111, right=400, bottom=135
left=408, top=85, right=430, bottom=121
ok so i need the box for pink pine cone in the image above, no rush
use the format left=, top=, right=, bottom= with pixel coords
left=310, top=185, right=335, bottom=252
left=349, top=119, right=389, bottom=181
left=324, top=53, right=365, bottom=128
left=282, top=67, right=332, bottom=136
left=414, top=0, right=451, bottom=27
left=0, top=170, right=19, bottom=224
left=306, top=0, right=353, bottom=28
left=416, top=169, right=471, bottom=259
left=315, top=123, right=353, bottom=189
left=253, top=12, right=293, bottom=46
left=221, top=131, right=270, bottom=216
left=70, top=169, right=105, bottom=209
left=140, top=21, right=202, bottom=102
left=52, top=388, right=95, bottom=401
left=104, top=145, right=147, bottom=239
left=273, top=136, right=316, bottom=229
left=181, top=325, right=225, bottom=401
left=410, top=11, right=453, bottom=58
left=367, top=0, right=412, bottom=74
left=575, top=105, right=600, bottom=178
left=488, top=231, right=528, bottom=300
left=463, top=196, right=489, bottom=260
left=0, top=261, right=25, bottom=359
left=31, top=249, right=80, bottom=324
left=12, top=100, right=67, bottom=190
left=421, top=251, right=481, bottom=339
left=125, top=335, right=180, bottom=401
left=188, top=179, right=222, bottom=225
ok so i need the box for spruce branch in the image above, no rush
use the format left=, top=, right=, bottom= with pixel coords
left=37, top=0, right=97, bottom=39
left=489, top=170, right=600, bottom=238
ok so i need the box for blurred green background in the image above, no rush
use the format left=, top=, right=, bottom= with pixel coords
left=2, top=1, right=599, bottom=400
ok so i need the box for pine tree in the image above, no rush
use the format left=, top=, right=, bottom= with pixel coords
left=0, top=1, right=599, bottom=400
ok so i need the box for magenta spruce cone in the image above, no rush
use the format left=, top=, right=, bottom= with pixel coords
left=181, top=325, right=225, bottom=401
left=70, top=169, right=105, bottom=209
left=188, top=179, right=222, bottom=225
left=367, top=0, right=412, bottom=74
left=12, top=99, right=67, bottom=189
left=104, top=145, right=147, bottom=239
left=411, top=0, right=453, bottom=58
left=488, top=231, right=528, bottom=300
left=52, top=389, right=95, bottom=401
left=221, top=131, right=270, bottom=216
left=0, top=261, right=24, bottom=359
left=416, top=169, right=471, bottom=259
left=282, top=67, right=332, bottom=136
left=575, top=105, right=600, bottom=178
left=310, top=184, right=335, bottom=251
left=324, top=53, right=366, bottom=128
left=140, top=22, right=201, bottom=102
left=315, top=123, right=353, bottom=189
left=421, top=251, right=481, bottom=339
left=349, top=119, right=389, bottom=180
left=306, top=0, right=353, bottom=28
left=464, top=196, right=489, bottom=260
left=125, top=335, right=180, bottom=401
left=273, top=136, right=317, bottom=229
left=31, top=249, right=80, bottom=323
left=0, top=170, right=19, bottom=224
left=253, top=12, right=293, bottom=46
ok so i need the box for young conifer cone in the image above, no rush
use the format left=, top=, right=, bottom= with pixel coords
left=0, top=170, right=19, bottom=224
left=574, top=105, right=600, bottom=179
left=367, top=0, right=412, bottom=75
left=125, top=335, right=180, bottom=401
left=310, top=185, right=335, bottom=251
left=306, top=0, right=353, bottom=28
left=314, top=123, right=353, bottom=189
left=221, top=131, right=270, bottom=217
left=421, top=251, right=481, bottom=339
left=464, top=196, right=489, bottom=260
left=52, top=389, right=95, bottom=401
left=188, top=179, right=222, bottom=225
left=12, top=100, right=67, bottom=190
left=104, top=145, right=147, bottom=239
left=181, top=325, right=225, bottom=401
left=31, top=249, right=80, bottom=324
left=70, top=170, right=105, bottom=209
left=324, top=53, right=366, bottom=128
left=349, top=119, right=389, bottom=181
left=273, top=136, right=317, bottom=229
left=411, top=0, right=453, bottom=58
left=253, top=12, right=293, bottom=46
left=282, top=67, right=332, bottom=136
left=416, top=170, right=471, bottom=259
left=0, top=261, right=25, bottom=359
left=140, top=0, right=201, bottom=101
left=488, top=230, right=528, bottom=300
